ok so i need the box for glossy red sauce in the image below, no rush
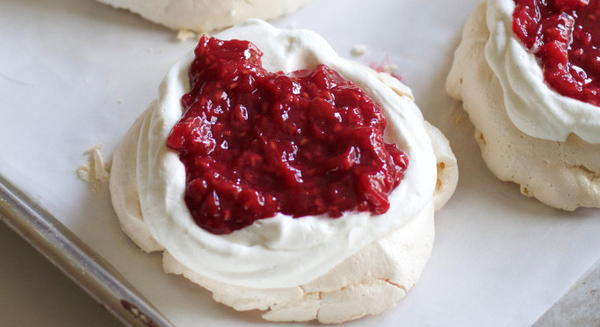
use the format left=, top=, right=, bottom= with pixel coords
left=167, top=36, right=409, bottom=234
left=513, top=0, right=600, bottom=106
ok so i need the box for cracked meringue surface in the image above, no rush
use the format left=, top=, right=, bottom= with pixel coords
left=97, top=0, right=312, bottom=32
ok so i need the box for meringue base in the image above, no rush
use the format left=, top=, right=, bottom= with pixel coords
left=110, top=101, right=457, bottom=323
left=97, top=0, right=311, bottom=33
left=447, top=3, right=600, bottom=211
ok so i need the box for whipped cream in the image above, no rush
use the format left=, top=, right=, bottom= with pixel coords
left=484, top=0, right=600, bottom=144
left=134, top=20, right=437, bottom=289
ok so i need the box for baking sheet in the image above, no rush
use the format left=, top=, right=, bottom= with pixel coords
left=2, top=0, right=600, bottom=326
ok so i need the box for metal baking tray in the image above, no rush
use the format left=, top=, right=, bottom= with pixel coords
left=0, top=174, right=173, bottom=327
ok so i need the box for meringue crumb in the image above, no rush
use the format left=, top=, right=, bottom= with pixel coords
left=176, top=29, right=199, bottom=41
left=382, top=63, right=398, bottom=74
left=452, top=103, right=467, bottom=124
left=350, top=44, right=368, bottom=57
left=76, top=145, right=111, bottom=191
left=370, top=59, right=403, bottom=81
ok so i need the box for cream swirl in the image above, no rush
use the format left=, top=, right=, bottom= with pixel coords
left=135, top=20, right=437, bottom=289
left=485, top=0, right=600, bottom=144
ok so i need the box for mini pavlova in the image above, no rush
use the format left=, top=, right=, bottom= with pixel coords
left=111, top=20, right=458, bottom=323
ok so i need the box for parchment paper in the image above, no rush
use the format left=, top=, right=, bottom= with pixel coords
left=2, top=0, right=600, bottom=326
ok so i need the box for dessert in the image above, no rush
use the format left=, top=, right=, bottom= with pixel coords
left=447, top=0, right=600, bottom=210
left=96, top=0, right=312, bottom=32
left=110, top=20, right=458, bottom=323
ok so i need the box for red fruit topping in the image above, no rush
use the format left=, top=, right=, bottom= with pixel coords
left=513, top=0, right=600, bottom=106
left=166, top=36, right=409, bottom=234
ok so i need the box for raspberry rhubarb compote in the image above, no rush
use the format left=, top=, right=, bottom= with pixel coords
left=167, top=36, right=409, bottom=234
left=513, top=0, right=600, bottom=106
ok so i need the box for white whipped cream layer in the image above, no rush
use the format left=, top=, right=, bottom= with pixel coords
left=485, top=0, right=600, bottom=144
left=136, top=20, right=437, bottom=289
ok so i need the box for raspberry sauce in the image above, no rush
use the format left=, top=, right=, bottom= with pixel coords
left=167, top=36, right=408, bottom=234
left=513, top=0, right=600, bottom=106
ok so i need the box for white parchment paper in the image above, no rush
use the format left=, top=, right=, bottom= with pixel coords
left=1, top=0, right=600, bottom=326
